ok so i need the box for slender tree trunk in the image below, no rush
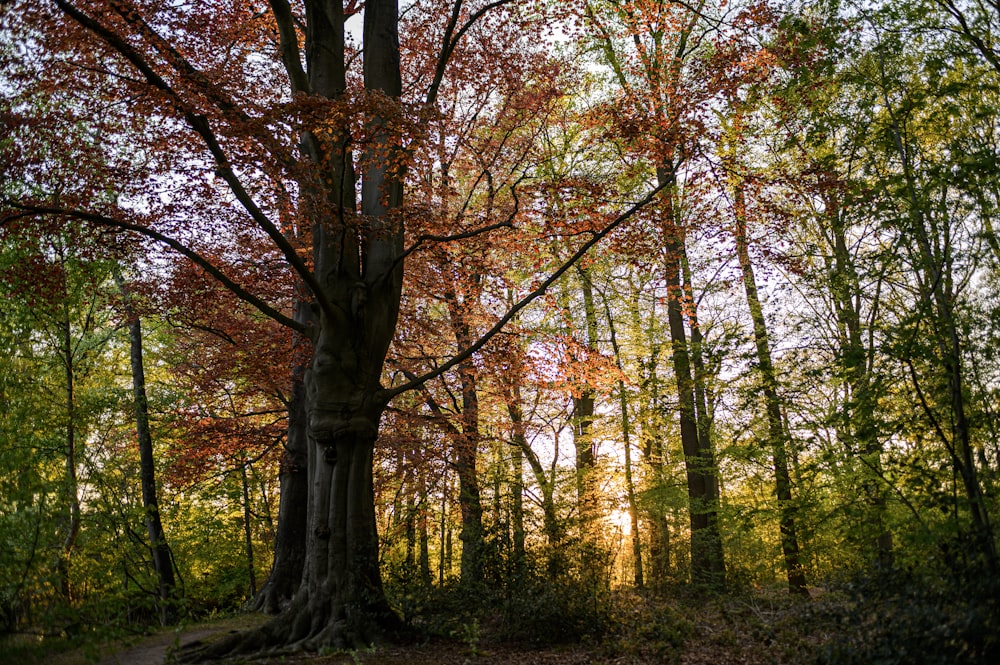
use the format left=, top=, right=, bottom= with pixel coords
left=605, top=295, right=644, bottom=588
left=825, top=192, right=894, bottom=567
left=117, top=273, right=178, bottom=622
left=492, top=443, right=508, bottom=556
left=439, top=470, right=448, bottom=585
left=241, top=461, right=258, bottom=598
left=417, top=468, right=431, bottom=586
left=658, top=165, right=725, bottom=588
left=556, top=274, right=599, bottom=550
left=504, top=365, right=562, bottom=573
left=450, top=312, right=484, bottom=586
left=679, top=247, right=715, bottom=483
left=58, top=304, right=80, bottom=603
left=904, top=196, right=997, bottom=570
left=628, top=284, right=671, bottom=586
left=510, top=441, right=526, bottom=576
left=444, top=474, right=454, bottom=579
left=731, top=181, right=808, bottom=595
left=571, top=267, right=602, bottom=581
left=404, top=478, right=416, bottom=576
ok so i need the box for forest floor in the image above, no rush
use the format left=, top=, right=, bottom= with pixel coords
left=11, top=590, right=837, bottom=665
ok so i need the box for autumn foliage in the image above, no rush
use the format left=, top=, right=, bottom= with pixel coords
left=3, top=1, right=1000, bottom=664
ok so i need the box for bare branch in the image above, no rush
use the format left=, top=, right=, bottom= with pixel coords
left=402, top=218, right=513, bottom=260
left=383, top=181, right=668, bottom=400
left=2, top=204, right=303, bottom=333
left=425, top=0, right=518, bottom=108
left=396, top=175, right=523, bottom=270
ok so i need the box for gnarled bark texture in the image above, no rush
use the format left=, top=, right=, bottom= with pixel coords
left=252, top=304, right=310, bottom=614
left=181, top=0, right=407, bottom=658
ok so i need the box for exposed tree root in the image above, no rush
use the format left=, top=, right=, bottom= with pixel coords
left=179, top=591, right=409, bottom=662
left=249, top=573, right=295, bottom=616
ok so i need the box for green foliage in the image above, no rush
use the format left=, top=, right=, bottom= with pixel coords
left=0, top=633, right=78, bottom=665
left=385, top=559, right=615, bottom=647
left=162, top=482, right=263, bottom=615
left=604, top=591, right=693, bottom=660
left=817, top=565, right=1000, bottom=665
left=492, top=572, right=611, bottom=645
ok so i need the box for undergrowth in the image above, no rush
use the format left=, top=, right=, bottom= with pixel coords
left=813, top=563, right=1000, bottom=665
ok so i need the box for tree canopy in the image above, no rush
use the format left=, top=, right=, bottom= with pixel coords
left=2, top=1, right=1000, bottom=663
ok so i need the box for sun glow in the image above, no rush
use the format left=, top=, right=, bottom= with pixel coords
left=606, top=508, right=633, bottom=536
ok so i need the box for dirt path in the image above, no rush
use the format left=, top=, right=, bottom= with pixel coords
left=95, top=627, right=219, bottom=665
left=93, top=615, right=267, bottom=665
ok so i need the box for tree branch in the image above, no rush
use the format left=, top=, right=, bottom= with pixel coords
left=2, top=204, right=304, bottom=333
left=394, top=176, right=522, bottom=272
left=268, top=0, right=310, bottom=94
left=425, top=0, right=518, bottom=108
left=383, top=181, right=667, bottom=400
left=52, top=0, right=338, bottom=324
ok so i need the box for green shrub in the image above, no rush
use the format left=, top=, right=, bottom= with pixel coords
left=604, top=591, right=693, bottom=660
left=493, top=573, right=612, bottom=645
left=816, top=565, right=1000, bottom=665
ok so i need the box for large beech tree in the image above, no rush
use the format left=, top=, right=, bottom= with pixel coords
left=1, top=0, right=665, bottom=654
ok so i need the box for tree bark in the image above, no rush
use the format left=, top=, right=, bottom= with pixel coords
left=568, top=267, right=602, bottom=580
left=417, top=468, right=432, bottom=586
left=450, top=306, right=485, bottom=586
left=658, top=164, right=726, bottom=588
left=241, top=461, right=258, bottom=599
left=117, top=273, right=178, bottom=622
left=252, top=320, right=309, bottom=612
left=185, top=2, right=407, bottom=656
left=730, top=177, right=808, bottom=595
left=57, top=299, right=80, bottom=603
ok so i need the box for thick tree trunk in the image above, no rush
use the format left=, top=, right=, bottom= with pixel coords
left=186, top=2, right=406, bottom=657
left=256, top=0, right=405, bottom=642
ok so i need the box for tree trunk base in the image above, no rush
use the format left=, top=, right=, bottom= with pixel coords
left=179, top=590, right=408, bottom=662
left=249, top=570, right=297, bottom=615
